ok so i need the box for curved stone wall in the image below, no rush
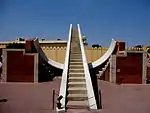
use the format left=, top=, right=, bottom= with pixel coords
left=41, top=46, right=108, bottom=63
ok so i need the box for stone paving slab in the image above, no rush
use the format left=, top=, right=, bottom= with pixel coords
left=99, top=80, right=150, bottom=113
left=1, top=78, right=150, bottom=113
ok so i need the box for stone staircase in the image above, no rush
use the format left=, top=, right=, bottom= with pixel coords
left=66, top=29, right=89, bottom=109
left=97, top=59, right=110, bottom=79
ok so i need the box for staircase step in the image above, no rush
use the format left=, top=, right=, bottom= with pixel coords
left=70, top=56, right=82, bottom=59
left=70, top=54, right=81, bottom=56
left=68, top=87, right=87, bottom=94
left=69, top=65, right=83, bottom=67
left=97, top=71, right=103, bottom=78
left=67, top=101, right=89, bottom=109
left=67, top=94, right=88, bottom=101
left=102, top=68, right=106, bottom=71
left=70, top=59, right=82, bottom=62
left=70, top=54, right=82, bottom=56
left=68, top=77, right=85, bottom=82
left=71, top=53, right=81, bottom=55
left=69, top=69, right=84, bottom=73
left=104, top=64, right=108, bottom=68
left=69, top=66, right=83, bottom=69
left=106, top=61, right=110, bottom=65
left=69, top=73, right=85, bottom=77
left=99, top=71, right=103, bottom=75
left=68, top=82, right=86, bottom=87
left=70, top=62, right=83, bottom=65
left=71, top=50, right=81, bottom=52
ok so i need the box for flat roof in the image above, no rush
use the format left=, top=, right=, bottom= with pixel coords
left=0, top=40, right=67, bottom=44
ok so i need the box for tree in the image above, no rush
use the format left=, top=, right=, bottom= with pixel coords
left=147, top=48, right=150, bottom=53
left=6, top=42, right=25, bottom=49
left=92, top=44, right=102, bottom=48
left=134, top=45, right=143, bottom=48
left=82, top=36, right=88, bottom=46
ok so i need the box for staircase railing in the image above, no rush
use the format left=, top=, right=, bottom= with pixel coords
left=98, top=59, right=110, bottom=78
left=77, top=24, right=97, bottom=109
left=57, top=24, right=72, bottom=111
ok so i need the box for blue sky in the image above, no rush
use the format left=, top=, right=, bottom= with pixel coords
left=0, top=0, right=150, bottom=46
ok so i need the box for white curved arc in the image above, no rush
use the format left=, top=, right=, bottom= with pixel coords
left=91, top=39, right=117, bottom=68
left=33, top=38, right=64, bottom=69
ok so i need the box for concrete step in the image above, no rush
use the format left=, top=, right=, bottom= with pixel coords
left=71, top=49, right=81, bottom=51
left=97, top=71, right=103, bottom=78
left=71, top=49, right=81, bottom=53
left=68, top=82, right=86, bottom=87
left=70, top=55, right=82, bottom=57
left=70, top=53, right=81, bottom=55
left=70, top=58, right=82, bottom=60
left=99, top=71, right=103, bottom=75
left=67, top=94, right=88, bottom=101
left=70, top=56, right=82, bottom=60
left=68, top=87, right=87, bottom=94
left=67, top=100, right=89, bottom=109
left=70, top=54, right=82, bottom=57
left=69, top=73, right=85, bottom=77
left=106, top=61, right=110, bottom=65
left=71, top=53, right=81, bottom=55
left=104, top=64, right=108, bottom=68
left=70, top=62, right=83, bottom=65
left=70, top=59, right=82, bottom=62
left=69, top=65, right=83, bottom=69
left=70, top=49, right=81, bottom=53
left=70, top=56, right=82, bottom=59
left=69, top=69, right=84, bottom=73
left=102, top=67, right=106, bottom=71
left=68, top=77, right=85, bottom=82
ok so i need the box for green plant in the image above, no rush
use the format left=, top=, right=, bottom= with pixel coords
left=92, top=44, right=102, bottom=48
left=6, top=43, right=25, bottom=49
left=147, top=48, right=150, bottom=53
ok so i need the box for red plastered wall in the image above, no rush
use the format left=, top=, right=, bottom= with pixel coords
left=25, top=41, right=32, bottom=51
left=7, top=51, right=34, bottom=82
left=116, top=53, right=142, bottom=84
left=117, top=41, right=125, bottom=51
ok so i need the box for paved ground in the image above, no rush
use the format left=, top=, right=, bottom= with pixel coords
left=0, top=77, right=61, bottom=113
left=0, top=78, right=150, bottom=113
left=99, top=80, right=150, bottom=113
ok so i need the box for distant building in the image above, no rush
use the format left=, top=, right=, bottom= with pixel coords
left=0, top=36, right=89, bottom=49
left=0, top=38, right=67, bottom=49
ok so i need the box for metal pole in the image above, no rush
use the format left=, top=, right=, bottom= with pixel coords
left=0, top=98, right=7, bottom=103
left=52, top=89, right=55, bottom=109
left=99, top=90, right=102, bottom=109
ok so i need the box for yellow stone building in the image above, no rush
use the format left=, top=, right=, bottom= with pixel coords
left=0, top=38, right=108, bottom=63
